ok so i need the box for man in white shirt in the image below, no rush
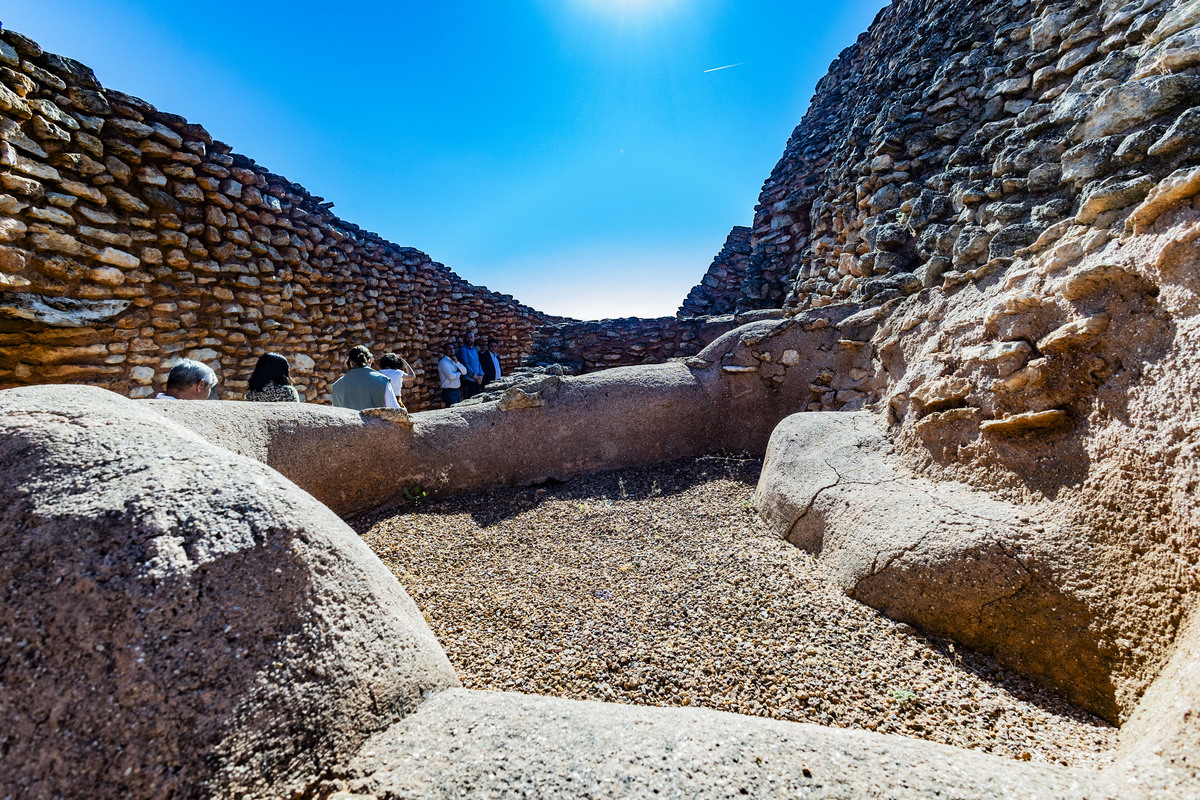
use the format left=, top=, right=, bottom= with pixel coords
left=437, top=343, right=469, bottom=407
left=154, top=359, right=217, bottom=400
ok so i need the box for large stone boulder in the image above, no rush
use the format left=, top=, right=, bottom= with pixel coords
left=0, top=385, right=458, bottom=800
left=754, top=412, right=1117, bottom=721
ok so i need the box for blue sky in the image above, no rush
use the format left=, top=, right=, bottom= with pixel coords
left=5, top=0, right=889, bottom=319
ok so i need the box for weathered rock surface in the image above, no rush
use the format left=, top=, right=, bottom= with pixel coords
left=754, top=412, right=1117, bottom=720
left=0, top=385, right=458, bottom=800
left=342, top=689, right=1112, bottom=800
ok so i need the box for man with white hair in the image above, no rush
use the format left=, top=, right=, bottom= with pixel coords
left=155, top=359, right=217, bottom=400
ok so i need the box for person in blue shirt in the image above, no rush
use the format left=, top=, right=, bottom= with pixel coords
left=456, top=331, right=484, bottom=399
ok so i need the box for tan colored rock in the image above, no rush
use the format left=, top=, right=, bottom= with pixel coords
left=1058, top=262, right=1138, bottom=301
left=0, top=216, right=27, bottom=242
left=1125, top=166, right=1200, bottom=235
left=754, top=412, right=1110, bottom=720
left=914, top=406, right=980, bottom=436
left=911, top=376, right=972, bottom=413
left=96, top=246, right=139, bottom=269
left=344, top=689, right=1103, bottom=800
left=1072, top=76, right=1200, bottom=141
left=88, top=266, right=124, bottom=285
left=497, top=386, right=545, bottom=410
left=1037, top=314, right=1110, bottom=354
left=29, top=231, right=85, bottom=256
left=994, top=358, right=1049, bottom=393
left=1076, top=176, right=1155, bottom=224
left=980, top=409, right=1071, bottom=435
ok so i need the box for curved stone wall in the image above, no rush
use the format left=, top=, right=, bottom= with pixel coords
left=0, top=29, right=558, bottom=410
left=747, top=0, right=1200, bottom=313
left=678, top=225, right=752, bottom=317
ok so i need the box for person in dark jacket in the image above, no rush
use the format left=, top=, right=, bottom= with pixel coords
left=481, top=337, right=502, bottom=387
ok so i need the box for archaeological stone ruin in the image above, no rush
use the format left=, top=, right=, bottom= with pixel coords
left=3, top=0, right=1200, bottom=796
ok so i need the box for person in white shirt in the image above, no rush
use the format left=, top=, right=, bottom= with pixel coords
left=377, top=352, right=416, bottom=407
left=437, top=343, right=469, bottom=407
left=154, top=359, right=217, bottom=400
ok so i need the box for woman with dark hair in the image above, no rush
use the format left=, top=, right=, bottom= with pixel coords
left=245, top=352, right=302, bottom=402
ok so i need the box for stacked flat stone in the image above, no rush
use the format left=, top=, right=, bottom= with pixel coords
left=677, top=225, right=752, bottom=317
left=528, top=314, right=743, bottom=372
left=744, top=0, right=1200, bottom=313
left=0, top=29, right=561, bottom=410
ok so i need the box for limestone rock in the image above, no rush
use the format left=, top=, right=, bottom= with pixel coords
left=0, top=292, right=130, bottom=327
left=1072, top=76, right=1200, bottom=140
left=1076, top=176, right=1155, bottom=224
left=980, top=409, right=1071, bottom=435
left=911, top=376, right=972, bottom=413
left=1125, top=165, right=1200, bottom=235
left=497, top=386, right=545, bottom=410
left=1037, top=314, right=1110, bottom=353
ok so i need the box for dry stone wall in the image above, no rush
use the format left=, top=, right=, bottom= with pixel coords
left=677, top=225, right=752, bottom=317
left=0, top=30, right=559, bottom=411
left=529, top=313, right=762, bottom=372
left=745, top=0, right=1200, bottom=313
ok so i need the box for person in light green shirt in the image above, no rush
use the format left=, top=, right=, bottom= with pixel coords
left=330, top=345, right=399, bottom=411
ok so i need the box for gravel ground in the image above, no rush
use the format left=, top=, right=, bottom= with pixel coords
left=354, top=455, right=1117, bottom=768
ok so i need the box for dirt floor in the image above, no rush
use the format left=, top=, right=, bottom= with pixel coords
left=354, top=455, right=1117, bottom=768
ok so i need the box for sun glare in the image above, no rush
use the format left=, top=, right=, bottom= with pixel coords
left=577, top=0, right=680, bottom=22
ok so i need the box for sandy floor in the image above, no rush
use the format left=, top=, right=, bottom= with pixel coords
left=355, top=455, right=1117, bottom=768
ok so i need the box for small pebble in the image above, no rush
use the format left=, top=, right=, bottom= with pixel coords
left=355, top=456, right=1116, bottom=768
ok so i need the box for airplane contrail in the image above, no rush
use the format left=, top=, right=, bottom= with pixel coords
left=703, top=62, right=747, bottom=73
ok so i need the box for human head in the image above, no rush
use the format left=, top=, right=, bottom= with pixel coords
left=379, top=353, right=403, bottom=370
left=465, top=331, right=476, bottom=345
left=442, top=342, right=456, bottom=357
left=347, top=345, right=373, bottom=368
left=248, top=352, right=293, bottom=391
left=487, top=337, right=498, bottom=351
left=165, top=359, right=217, bottom=400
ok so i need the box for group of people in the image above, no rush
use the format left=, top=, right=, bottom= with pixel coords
left=436, top=331, right=503, bottom=407
left=153, top=333, right=503, bottom=412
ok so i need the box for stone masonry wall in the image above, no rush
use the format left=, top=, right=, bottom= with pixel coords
left=0, top=30, right=560, bottom=411
left=677, top=226, right=752, bottom=317
left=743, top=0, right=1200, bottom=314
left=527, top=315, right=747, bottom=372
